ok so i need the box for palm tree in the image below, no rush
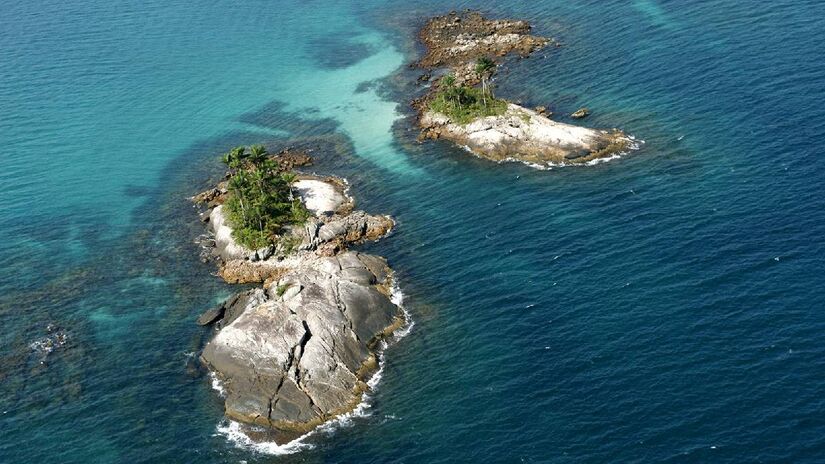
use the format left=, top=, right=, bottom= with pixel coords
left=281, top=170, right=297, bottom=202
left=475, top=57, right=496, bottom=107
left=442, top=73, right=471, bottom=112
left=222, top=146, right=248, bottom=172
left=442, top=74, right=457, bottom=108
left=228, top=169, right=250, bottom=223
left=247, top=144, right=268, bottom=167
left=217, top=144, right=308, bottom=248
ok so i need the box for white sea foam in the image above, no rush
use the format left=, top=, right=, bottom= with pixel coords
left=215, top=420, right=315, bottom=455
left=390, top=277, right=414, bottom=339
left=498, top=135, right=645, bottom=171
left=215, top=277, right=413, bottom=455
left=209, top=372, right=226, bottom=397
left=29, top=328, right=69, bottom=356
left=584, top=152, right=624, bottom=165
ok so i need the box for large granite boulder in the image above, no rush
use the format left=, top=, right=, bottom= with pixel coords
left=201, top=252, right=403, bottom=435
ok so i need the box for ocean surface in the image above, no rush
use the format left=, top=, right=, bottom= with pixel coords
left=2, top=0, right=825, bottom=462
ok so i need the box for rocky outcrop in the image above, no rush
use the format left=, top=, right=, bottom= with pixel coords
left=298, top=210, right=394, bottom=257
left=198, top=289, right=268, bottom=328
left=195, top=173, right=404, bottom=442
left=571, top=108, right=590, bottom=119
left=418, top=11, right=551, bottom=78
left=201, top=251, right=403, bottom=437
left=420, top=104, right=629, bottom=167
left=273, top=148, right=313, bottom=171
left=201, top=175, right=392, bottom=284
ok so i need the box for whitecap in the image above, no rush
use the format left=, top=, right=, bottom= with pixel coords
left=209, top=372, right=226, bottom=397
left=584, top=153, right=624, bottom=166
left=389, top=277, right=414, bottom=339
left=215, top=420, right=315, bottom=456
left=495, top=134, right=643, bottom=171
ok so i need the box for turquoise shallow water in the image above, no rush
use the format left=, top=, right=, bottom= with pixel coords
left=2, top=0, right=825, bottom=462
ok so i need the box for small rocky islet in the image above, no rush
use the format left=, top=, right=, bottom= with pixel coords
left=413, top=11, right=632, bottom=167
left=194, top=147, right=405, bottom=442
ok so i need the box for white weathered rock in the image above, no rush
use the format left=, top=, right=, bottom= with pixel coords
left=421, top=104, right=629, bottom=167
left=210, top=205, right=255, bottom=261
left=294, top=179, right=346, bottom=216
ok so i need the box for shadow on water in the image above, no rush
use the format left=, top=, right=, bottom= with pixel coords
left=238, top=100, right=341, bottom=136
left=307, top=33, right=381, bottom=70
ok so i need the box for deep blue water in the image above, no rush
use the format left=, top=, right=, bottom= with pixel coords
left=2, top=0, right=825, bottom=462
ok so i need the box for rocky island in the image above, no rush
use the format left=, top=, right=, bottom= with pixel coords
left=414, top=11, right=631, bottom=167
left=194, top=146, right=405, bottom=442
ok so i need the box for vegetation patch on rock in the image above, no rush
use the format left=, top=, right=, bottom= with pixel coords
left=220, top=145, right=309, bottom=250
left=427, top=73, right=508, bottom=125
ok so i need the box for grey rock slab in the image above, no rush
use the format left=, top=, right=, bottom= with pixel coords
left=201, top=253, right=402, bottom=433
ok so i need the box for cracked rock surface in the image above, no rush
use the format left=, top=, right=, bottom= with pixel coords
left=195, top=174, right=404, bottom=440
left=201, top=251, right=402, bottom=433
left=417, top=11, right=550, bottom=73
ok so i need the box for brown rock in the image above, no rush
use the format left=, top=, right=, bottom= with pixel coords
left=273, top=148, right=313, bottom=171
left=219, top=260, right=284, bottom=284
left=192, top=187, right=225, bottom=205
left=417, top=11, right=550, bottom=70
left=571, top=107, right=590, bottom=119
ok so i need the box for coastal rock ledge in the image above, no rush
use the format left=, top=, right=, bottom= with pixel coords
left=195, top=171, right=405, bottom=441
left=421, top=104, right=628, bottom=166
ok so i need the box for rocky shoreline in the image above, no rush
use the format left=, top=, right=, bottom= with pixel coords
left=194, top=150, right=405, bottom=443
left=413, top=11, right=632, bottom=167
